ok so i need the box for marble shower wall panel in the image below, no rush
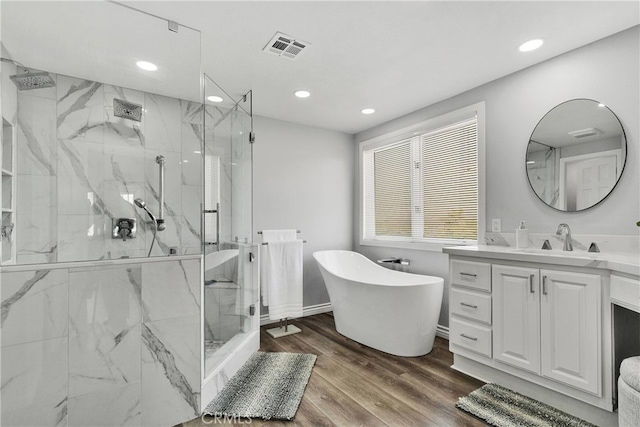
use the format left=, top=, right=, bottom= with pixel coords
left=68, top=265, right=142, bottom=398
left=16, top=92, right=57, bottom=176
left=16, top=175, right=57, bottom=264
left=57, top=76, right=105, bottom=143
left=16, top=90, right=58, bottom=264
left=68, top=382, right=141, bottom=427
left=141, top=315, right=201, bottom=427
left=0, top=257, right=202, bottom=427
left=141, top=258, right=201, bottom=426
left=141, top=258, right=200, bottom=322
left=10, top=69, right=203, bottom=264
left=0, top=268, right=68, bottom=347
left=182, top=184, right=202, bottom=254
left=144, top=93, right=182, bottom=153
left=180, top=108, right=204, bottom=255
left=0, top=336, right=69, bottom=426
left=181, top=100, right=204, bottom=185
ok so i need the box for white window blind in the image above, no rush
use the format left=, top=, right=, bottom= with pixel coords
left=373, top=140, right=412, bottom=237
left=363, top=115, right=478, bottom=244
left=422, top=118, right=478, bottom=240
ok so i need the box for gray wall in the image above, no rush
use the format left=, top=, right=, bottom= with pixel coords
left=354, top=26, right=639, bottom=328
left=253, top=115, right=354, bottom=315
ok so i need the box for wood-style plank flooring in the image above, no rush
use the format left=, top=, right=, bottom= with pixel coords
left=181, top=313, right=486, bottom=427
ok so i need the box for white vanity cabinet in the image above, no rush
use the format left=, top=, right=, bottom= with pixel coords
left=445, top=249, right=616, bottom=419
left=493, top=265, right=601, bottom=395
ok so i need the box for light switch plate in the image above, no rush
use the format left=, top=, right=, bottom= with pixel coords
left=491, top=218, right=501, bottom=232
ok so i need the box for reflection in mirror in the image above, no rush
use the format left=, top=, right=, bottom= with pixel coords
left=526, top=99, right=626, bottom=212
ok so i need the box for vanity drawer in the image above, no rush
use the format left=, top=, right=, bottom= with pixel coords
left=451, top=287, right=492, bottom=324
left=451, top=260, right=491, bottom=291
left=450, top=318, right=492, bottom=358
left=611, top=275, right=640, bottom=313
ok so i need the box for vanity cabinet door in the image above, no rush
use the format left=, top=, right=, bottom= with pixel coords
left=540, top=269, right=601, bottom=395
left=492, top=265, right=541, bottom=374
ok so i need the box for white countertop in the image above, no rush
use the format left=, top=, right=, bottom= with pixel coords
left=442, top=245, right=640, bottom=277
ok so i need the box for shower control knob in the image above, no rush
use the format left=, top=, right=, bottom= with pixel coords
left=112, top=218, right=137, bottom=241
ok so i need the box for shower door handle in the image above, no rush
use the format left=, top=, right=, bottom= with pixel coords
left=216, top=202, right=220, bottom=250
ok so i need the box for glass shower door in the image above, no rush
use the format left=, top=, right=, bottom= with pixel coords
left=202, top=75, right=257, bottom=375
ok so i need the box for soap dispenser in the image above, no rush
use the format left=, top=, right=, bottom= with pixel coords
left=516, top=220, right=529, bottom=249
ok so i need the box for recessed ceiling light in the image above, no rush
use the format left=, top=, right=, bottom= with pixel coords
left=207, top=96, right=223, bottom=103
left=294, top=90, right=310, bottom=98
left=136, top=61, right=158, bottom=71
left=361, top=108, right=375, bottom=115
left=518, top=39, right=544, bottom=52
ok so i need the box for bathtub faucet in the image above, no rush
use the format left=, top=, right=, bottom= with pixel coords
left=377, top=257, right=410, bottom=266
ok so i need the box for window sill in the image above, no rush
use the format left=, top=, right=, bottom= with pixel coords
left=360, top=238, right=478, bottom=253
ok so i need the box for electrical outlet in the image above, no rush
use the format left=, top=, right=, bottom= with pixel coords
left=491, top=218, right=501, bottom=232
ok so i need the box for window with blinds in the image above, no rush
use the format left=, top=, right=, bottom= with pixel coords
left=363, top=115, right=478, bottom=244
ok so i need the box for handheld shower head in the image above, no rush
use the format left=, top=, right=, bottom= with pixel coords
left=134, top=198, right=157, bottom=222
left=133, top=198, right=166, bottom=231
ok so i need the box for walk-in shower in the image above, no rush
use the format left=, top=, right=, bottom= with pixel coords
left=0, top=2, right=226, bottom=426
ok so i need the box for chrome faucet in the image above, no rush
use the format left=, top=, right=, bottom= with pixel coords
left=377, top=257, right=410, bottom=266
left=556, top=223, right=573, bottom=251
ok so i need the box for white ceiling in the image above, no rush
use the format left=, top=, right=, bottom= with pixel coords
left=4, top=1, right=639, bottom=135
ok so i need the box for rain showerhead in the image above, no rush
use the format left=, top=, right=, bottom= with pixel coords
left=10, top=71, right=56, bottom=90
left=0, top=58, right=55, bottom=91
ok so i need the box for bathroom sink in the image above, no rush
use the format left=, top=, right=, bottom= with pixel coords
left=514, top=247, right=602, bottom=259
left=205, top=249, right=239, bottom=269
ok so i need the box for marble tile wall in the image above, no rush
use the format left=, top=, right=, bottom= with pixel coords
left=0, top=257, right=201, bottom=427
left=13, top=70, right=204, bottom=264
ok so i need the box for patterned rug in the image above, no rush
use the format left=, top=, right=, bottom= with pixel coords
left=456, top=383, right=597, bottom=427
left=203, top=351, right=317, bottom=421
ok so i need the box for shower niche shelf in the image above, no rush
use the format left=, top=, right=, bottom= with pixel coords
left=1, top=117, right=16, bottom=264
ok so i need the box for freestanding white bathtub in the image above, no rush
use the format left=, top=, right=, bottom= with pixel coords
left=313, top=250, right=444, bottom=357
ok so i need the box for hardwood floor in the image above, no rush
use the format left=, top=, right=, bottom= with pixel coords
left=181, top=313, right=486, bottom=427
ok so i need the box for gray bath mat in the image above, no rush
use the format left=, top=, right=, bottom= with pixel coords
left=203, top=351, right=316, bottom=420
left=456, top=383, right=597, bottom=427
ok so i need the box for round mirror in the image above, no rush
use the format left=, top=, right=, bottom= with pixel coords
left=526, top=99, right=626, bottom=212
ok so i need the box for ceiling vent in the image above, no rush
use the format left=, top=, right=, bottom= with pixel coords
left=263, top=32, right=310, bottom=59
left=568, top=128, right=603, bottom=139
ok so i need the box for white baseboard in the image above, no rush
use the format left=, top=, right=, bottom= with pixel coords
left=260, top=302, right=333, bottom=326
left=260, top=304, right=450, bottom=343
left=436, top=324, right=449, bottom=340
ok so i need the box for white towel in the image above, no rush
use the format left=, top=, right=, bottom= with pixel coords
left=259, top=230, right=303, bottom=320
left=259, top=229, right=298, bottom=306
